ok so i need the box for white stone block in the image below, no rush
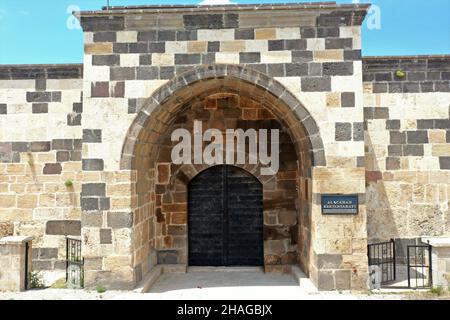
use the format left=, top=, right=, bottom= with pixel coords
left=198, top=29, right=234, bottom=41
left=215, top=52, right=240, bottom=64
left=260, top=51, right=291, bottom=64
left=120, top=54, right=140, bottom=67
left=116, top=31, right=137, bottom=43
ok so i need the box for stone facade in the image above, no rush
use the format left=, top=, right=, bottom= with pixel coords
left=0, top=3, right=448, bottom=291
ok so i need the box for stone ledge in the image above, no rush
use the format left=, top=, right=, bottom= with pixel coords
left=0, top=64, right=83, bottom=80
left=0, top=236, right=34, bottom=245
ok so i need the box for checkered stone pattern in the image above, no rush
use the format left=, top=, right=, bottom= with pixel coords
left=0, top=65, right=84, bottom=271
left=363, top=57, right=450, bottom=244
left=77, top=5, right=369, bottom=291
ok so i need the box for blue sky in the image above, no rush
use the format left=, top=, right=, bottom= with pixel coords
left=0, top=0, right=449, bottom=64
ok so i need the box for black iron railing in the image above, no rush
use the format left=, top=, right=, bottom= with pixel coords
left=407, top=244, right=432, bottom=289
left=367, top=239, right=396, bottom=284
left=66, top=236, right=84, bottom=289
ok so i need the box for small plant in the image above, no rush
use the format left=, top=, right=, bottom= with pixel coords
left=395, top=69, right=406, bottom=78
left=64, top=179, right=74, bottom=187
left=29, top=271, right=46, bottom=289
left=430, top=285, right=444, bottom=296
left=96, top=285, right=107, bottom=293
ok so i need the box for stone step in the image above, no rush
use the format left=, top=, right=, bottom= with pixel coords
left=134, top=265, right=162, bottom=293
left=291, top=266, right=318, bottom=293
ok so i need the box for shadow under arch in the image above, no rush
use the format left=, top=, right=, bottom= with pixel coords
left=120, top=64, right=326, bottom=282
left=120, top=64, right=326, bottom=172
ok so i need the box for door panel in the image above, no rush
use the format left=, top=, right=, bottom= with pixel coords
left=188, top=165, right=263, bottom=266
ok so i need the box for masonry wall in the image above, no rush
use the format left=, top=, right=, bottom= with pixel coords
left=363, top=56, right=450, bottom=244
left=78, top=4, right=369, bottom=290
left=0, top=65, right=83, bottom=271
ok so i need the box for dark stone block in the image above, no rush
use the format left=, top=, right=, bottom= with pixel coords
left=113, top=43, right=129, bottom=54
left=440, top=157, right=450, bottom=170
left=403, top=144, right=424, bottom=156
left=183, top=14, right=223, bottom=29
left=129, top=42, right=148, bottom=54
left=390, top=131, right=406, bottom=144
left=201, top=53, right=215, bottom=65
left=80, top=16, right=124, bottom=32
left=386, top=157, right=401, bottom=170
left=81, top=183, right=106, bottom=197
left=52, top=139, right=73, bottom=151
left=100, top=229, right=112, bottom=244
left=137, top=67, right=159, bottom=80
left=388, top=145, right=403, bottom=157
left=442, top=72, right=450, bottom=80
left=82, top=159, right=104, bottom=171
left=420, top=82, right=434, bottom=92
left=128, top=99, right=137, bottom=114
left=81, top=198, right=99, bottom=211
left=301, top=77, right=331, bottom=92
left=374, top=107, right=389, bottom=119
left=137, top=31, right=157, bottom=41
left=239, top=52, right=260, bottom=64
left=99, top=198, right=110, bottom=210
left=399, top=59, right=427, bottom=72
left=160, top=66, right=175, bottom=80
left=31, top=141, right=51, bottom=152
left=323, top=62, right=353, bottom=76
left=46, top=220, right=81, bottom=236
left=403, top=82, right=420, bottom=93
left=375, top=72, right=392, bottom=82
left=353, top=122, right=364, bottom=141
left=300, top=27, right=316, bottom=38
left=73, top=139, right=82, bottom=151
left=54, top=261, right=66, bottom=270
left=285, top=63, right=308, bottom=77
left=12, top=142, right=30, bottom=152
left=408, top=72, right=426, bottom=81
left=56, top=151, right=70, bottom=162
left=157, top=250, right=178, bottom=264
left=285, top=39, right=307, bottom=50
left=175, top=54, right=201, bottom=65
left=224, top=13, right=239, bottom=28
left=38, top=248, right=58, bottom=259
left=363, top=73, right=374, bottom=82
left=317, top=27, right=339, bottom=38
left=407, top=131, right=428, bottom=144
left=344, top=50, right=361, bottom=61
left=434, top=119, right=450, bottom=129
left=107, top=212, right=133, bottom=228
left=72, top=103, right=83, bottom=113
left=110, top=67, right=136, bottom=81
left=373, top=83, right=388, bottom=93
left=67, top=113, right=82, bottom=126
left=157, top=30, right=176, bottom=41
left=83, top=129, right=102, bottom=143
left=268, top=40, right=283, bottom=51
left=267, top=64, right=284, bottom=77
left=341, top=92, right=355, bottom=108
left=446, top=130, right=450, bottom=143
left=427, top=58, right=450, bottom=71
left=52, top=92, right=62, bottom=102
left=92, top=55, right=119, bottom=66
left=292, top=51, right=313, bottom=63
left=388, top=82, right=402, bottom=93
left=139, top=54, right=152, bottom=65
left=43, top=163, right=62, bottom=175
left=33, top=260, right=52, bottom=271
left=176, top=30, right=197, bottom=41
left=386, top=120, right=401, bottom=130
left=93, top=32, right=116, bottom=42
left=207, top=41, right=220, bottom=53
left=91, top=82, right=109, bottom=97
left=0, top=104, right=6, bottom=114
left=35, top=79, right=46, bottom=91
left=325, top=38, right=352, bottom=50
left=235, top=28, right=254, bottom=40
left=148, top=42, right=165, bottom=53
left=70, top=151, right=82, bottom=161
left=335, top=122, right=352, bottom=141
left=26, top=92, right=52, bottom=103
left=335, top=270, right=351, bottom=290
left=356, top=156, right=365, bottom=168
left=417, top=119, right=434, bottom=129
left=435, top=81, right=450, bottom=92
